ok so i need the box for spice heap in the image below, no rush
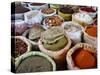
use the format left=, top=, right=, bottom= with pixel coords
left=59, top=7, right=74, bottom=14
left=41, top=8, right=55, bottom=14
left=15, top=6, right=30, bottom=14
left=15, top=38, right=28, bottom=58
left=72, top=12, right=93, bottom=25
left=85, top=26, right=97, bottom=37
left=31, top=3, right=46, bottom=6
left=44, top=16, right=64, bottom=26
left=62, top=22, right=83, bottom=44
left=16, top=56, right=52, bottom=73
left=72, top=48, right=96, bottom=69
left=80, top=7, right=96, bottom=12
left=64, top=24, right=82, bottom=32
left=41, top=26, right=68, bottom=51
left=28, top=25, right=45, bottom=42
left=58, top=7, right=74, bottom=21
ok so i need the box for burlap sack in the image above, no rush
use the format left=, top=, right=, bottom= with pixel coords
left=61, top=21, right=84, bottom=45
left=72, top=13, right=93, bottom=27
left=11, top=36, right=32, bottom=61
left=38, top=34, right=71, bottom=68
left=66, top=43, right=96, bottom=70
left=15, top=51, right=56, bottom=71
left=24, top=10, right=42, bottom=26
left=83, top=26, right=97, bottom=48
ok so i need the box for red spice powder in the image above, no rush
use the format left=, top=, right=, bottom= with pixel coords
left=85, top=26, right=97, bottom=37
left=72, top=48, right=97, bottom=69
left=81, top=7, right=96, bottom=12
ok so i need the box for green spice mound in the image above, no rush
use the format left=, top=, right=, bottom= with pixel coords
left=28, top=25, right=45, bottom=42
left=41, top=26, right=68, bottom=51
left=16, top=56, right=52, bottom=73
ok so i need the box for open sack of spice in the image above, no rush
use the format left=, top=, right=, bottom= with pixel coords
left=83, top=26, right=97, bottom=48
left=72, top=12, right=94, bottom=27
left=11, top=3, right=31, bottom=36
left=24, top=10, right=42, bottom=26
left=22, top=24, right=45, bottom=50
left=11, top=20, right=29, bottom=36
left=11, top=2, right=31, bottom=21
left=38, top=26, right=71, bottom=70
left=66, top=43, right=97, bottom=70
left=43, top=15, right=64, bottom=29
left=79, top=6, right=97, bottom=18
left=28, top=3, right=48, bottom=10
left=61, top=21, right=84, bottom=45
left=15, top=51, right=56, bottom=73
left=11, top=36, right=32, bottom=61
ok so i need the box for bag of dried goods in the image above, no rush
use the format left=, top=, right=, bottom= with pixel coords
left=22, top=24, right=45, bottom=50
left=11, top=4, right=30, bottom=21
left=72, top=12, right=93, bottom=27
left=11, top=20, right=28, bottom=36
left=43, top=15, right=64, bottom=29
left=61, top=21, right=84, bottom=45
left=38, top=26, right=71, bottom=70
left=28, top=3, right=48, bottom=10
left=40, top=8, right=56, bottom=18
left=15, top=51, right=56, bottom=73
left=11, top=36, right=32, bottom=61
left=66, top=43, right=97, bottom=70
left=24, top=10, right=42, bottom=26
left=79, top=6, right=97, bottom=18
left=58, top=7, right=74, bottom=21
left=83, top=26, right=97, bottom=48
